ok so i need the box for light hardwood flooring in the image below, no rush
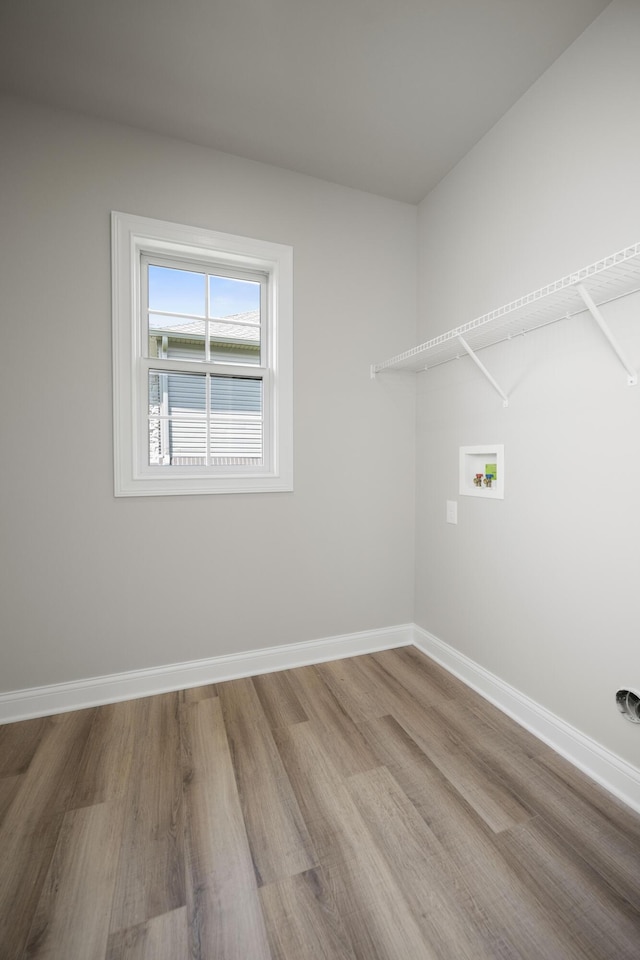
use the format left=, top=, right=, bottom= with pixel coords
left=1, top=647, right=640, bottom=959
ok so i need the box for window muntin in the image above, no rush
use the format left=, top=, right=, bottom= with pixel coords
left=148, top=371, right=263, bottom=466
left=112, top=212, right=293, bottom=496
left=145, top=257, right=263, bottom=368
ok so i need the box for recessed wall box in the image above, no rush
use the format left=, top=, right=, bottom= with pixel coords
left=459, top=444, right=504, bottom=499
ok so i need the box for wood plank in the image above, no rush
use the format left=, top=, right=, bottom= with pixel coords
left=357, top=657, right=534, bottom=832
left=434, top=677, right=552, bottom=762
left=502, top=755, right=640, bottom=909
left=273, top=720, right=439, bottom=959
left=253, top=670, right=308, bottom=730
left=430, top=690, right=640, bottom=902
left=180, top=696, right=271, bottom=960
left=108, top=693, right=185, bottom=934
left=355, top=715, right=531, bottom=951
left=69, top=698, right=138, bottom=808
left=260, top=868, right=357, bottom=960
left=357, top=715, right=601, bottom=960
left=314, top=657, right=390, bottom=724
left=218, top=677, right=316, bottom=886
left=9, top=709, right=98, bottom=819
left=0, top=708, right=95, bottom=960
left=1, top=802, right=66, bottom=957
left=345, top=765, right=500, bottom=960
left=376, top=646, right=463, bottom=704
left=24, top=802, right=121, bottom=959
left=359, top=713, right=495, bottom=852
left=272, top=722, right=353, bottom=868
left=321, top=860, right=437, bottom=960
left=286, top=665, right=380, bottom=777
left=106, top=907, right=189, bottom=960
left=178, top=684, right=218, bottom=704
left=496, top=816, right=640, bottom=960
left=0, top=715, right=49, bottom=776
left=537, top=747, right=640, bottom=843
left=433, top=695, right=543, bottom=782
left=0, top=773, right=22, bottom=827
left=359, top=713, right=533, bottom=899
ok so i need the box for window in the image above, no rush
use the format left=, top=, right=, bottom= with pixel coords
left=112, top=213, right=293, bottom=496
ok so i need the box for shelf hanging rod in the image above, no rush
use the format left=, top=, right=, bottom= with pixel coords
left=574, top=284, right=637, bottom=385
left=456, top=335, right=509, bottom=406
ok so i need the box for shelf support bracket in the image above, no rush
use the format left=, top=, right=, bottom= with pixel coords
left=575, top=283, right=637, bottom=385
left=457, top=335, right=509, bottom=407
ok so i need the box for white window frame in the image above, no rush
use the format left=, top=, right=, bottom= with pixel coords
left=112, top=212, right=293, bottom=496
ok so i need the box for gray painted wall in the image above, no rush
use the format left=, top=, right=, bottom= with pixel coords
left=415, top=0, right=640, bottom=768
left=0, top=97, right=417, bottom=690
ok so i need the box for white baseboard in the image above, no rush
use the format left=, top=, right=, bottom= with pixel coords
left=412, top=625, right=640, bottom=816
left=0, top=624, right=413, bottom=724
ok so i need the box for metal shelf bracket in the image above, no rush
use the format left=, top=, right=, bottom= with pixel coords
left=457, top=335, right=509, bottom=407
left=575, top=283, right=637, bottom=385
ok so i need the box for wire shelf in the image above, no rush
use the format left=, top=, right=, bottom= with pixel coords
left=371, top=242, right=640, bottom=377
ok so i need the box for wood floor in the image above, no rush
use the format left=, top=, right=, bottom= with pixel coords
left=1, top=648, right=640, bottom=960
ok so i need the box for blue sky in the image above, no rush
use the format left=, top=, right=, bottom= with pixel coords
left=148, top=265, right=260, bottom=318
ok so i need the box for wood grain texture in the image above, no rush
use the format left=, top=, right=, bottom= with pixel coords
left=259, top=869, right=357, bottom=960
left=253, top=670, right=309, bottom=730
left=358, top=653, right=534, bottom=831
left=273, top=721, right=438, bottom=959
left=106, top=907, right=189, bottom=960
left=496, top=816, right=640, bottom=960
left=314, top=657, right=389, bottom=724
left=0, top=715, right=49, bottom=777
left=286, top=665, right=380, bottom=777
left=108, top=693, right=185, bottom=934
left=375, top=646, right=462, bottom=707
left=0, top=653, right=639, bottom=960
left=0, top=709, right=95, bottom=960
left=507, top=755, right=640, bottom=909
left=180, top=696, right=271, bottom=960
left=24, top=802, right=120, bottom=959
left=355, top=719, right=596, bottom=959
left=0, top=772, right=22, bottom=826
left=345, top=765, right=501, bottom=960
left=218, top=678, right=316, bottom=886
left=69, top=699, right=137, bottom=808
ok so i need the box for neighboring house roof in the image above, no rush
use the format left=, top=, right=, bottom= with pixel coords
left=150, top=310, right=260, bottom=343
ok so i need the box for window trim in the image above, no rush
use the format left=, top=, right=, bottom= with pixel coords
left=112, top=212, right=293, bottom=496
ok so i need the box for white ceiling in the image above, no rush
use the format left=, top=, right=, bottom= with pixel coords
left=0, top=0, right=610, bottom=203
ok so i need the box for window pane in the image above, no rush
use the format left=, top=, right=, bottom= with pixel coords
left=209, top=276, right=261, bottom=366
left=148, top=419, right=207, bottom=466
left=148, top=265, right=205, bottom=316
left=148, top=370, right=206, bottom=418
left=148, top=316, right=207, bottom=361
left=210, top=376, right=263, bottom=464
left=209, top=318, right=261, bottom=365
left=210, top=376, right=261, bottom=412
left=169, top=420, right=207, bottom=463
left=209, top=275, right=260, bottom=318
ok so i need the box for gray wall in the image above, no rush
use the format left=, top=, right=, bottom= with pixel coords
left=415, top=0, right=640, bottom=768
left=3, top=1, right=639, bottom=779
left=0, top=97, right=417, bottom=691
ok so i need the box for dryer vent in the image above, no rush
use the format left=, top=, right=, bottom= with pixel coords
left=615, top=689, right=640, bottom=723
